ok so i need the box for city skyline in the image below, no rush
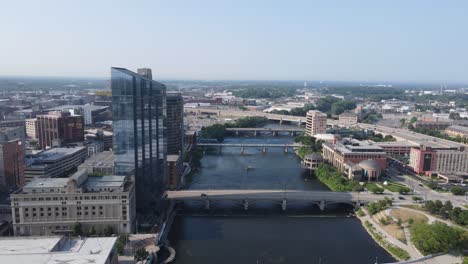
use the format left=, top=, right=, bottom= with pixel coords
left=1, top=0, right=468, bottom=83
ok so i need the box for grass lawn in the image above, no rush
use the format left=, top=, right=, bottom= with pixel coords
left=374, top=212, right=406, bottom=243
left=390, top=208, right=428, bottom=224
left=383, top=182, right=408, bottom=193
left=365, top=182, right=381, bottom=191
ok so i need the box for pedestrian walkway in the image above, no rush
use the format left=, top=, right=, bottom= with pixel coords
left=360, top=208, right=423, bottom=260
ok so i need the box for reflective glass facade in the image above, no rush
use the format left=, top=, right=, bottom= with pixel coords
left=111, top=67, right=166, bottom=212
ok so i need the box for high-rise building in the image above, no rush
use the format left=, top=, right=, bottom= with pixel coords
left=37, top=111, right=84, bottom=149
left=166, top=92, right=184, bottom=155
left=25, top=118, right=38, bottom=139
left=0, top=126, right=26, bottom=188
left=305, top=110, right=327, bottom=136
left=111, top=67, right=166, bottom=212
left=137, top=68, right=153, bottom=79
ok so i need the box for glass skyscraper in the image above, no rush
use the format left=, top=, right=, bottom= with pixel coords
left=111, top=67, right=166, bottom=212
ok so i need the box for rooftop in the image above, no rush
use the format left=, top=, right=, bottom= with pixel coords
left=22, top=170, right=128, bottom=192
left=80, top=151, right=114, bottom=167
left=34, top=147, right=86, bottom=163
left=446, top=125, right=468, bottom=134
left=0, top=236, right=117, bottom=264
left=48, top=104, right=108, bottom=112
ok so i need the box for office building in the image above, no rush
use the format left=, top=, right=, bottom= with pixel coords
left=48, top=105, right=110, bottom=125
left=166, top=92, right=184, bottom=155
left=0, top=120, right=25, bottom=129
left=111, top=67, right=166, bottom=212
left=166, top=154, right=184, bottom=190
left=306, top=110, right=327, bottom=136
left=0, top=127, right=26, bottom=188
left=338, top=111, right=358, bottom=126
left=0, top=139, right=24, bottom=188
left=24, top=147, right=87, bottom=183
left=25, top=118, right=38, bottom=139
left=137, top=68, right=153, bottom=79
left=409, top=145, right=468, bottom=175
left=37, top=111, right=84, bottom=149
left=322, top=138, right=387, bottom=177
left=86, top=129, right=113, bottom=150
left=0, top=236, right=118, bottom=264
left=11, top=170, right=135, bottom=235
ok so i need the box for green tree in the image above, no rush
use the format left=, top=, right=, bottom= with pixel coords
left=451, top=186, right=466, bottom=196
left=410, top=117, right=418, bottom=124
left=410, top=222, right=467, bottom=255
left=200, top=124, right=226, bottom=142
left=73, top=222, right=82, bottom=236
left=88, top=226, right=96, bottom=236
left=103, top=225, right=114, bottom=236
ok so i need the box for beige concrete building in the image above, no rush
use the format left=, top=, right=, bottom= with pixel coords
left=338, top=111, right=358, bottom=126
left=306, top=110, right=327, bottom=136
left=11, top=169, right=135, bottom=236
left=445, top=125, right=468, bottom=139
left=302, top=153, right=323, bottom=171
left=25, top=118, right=38, bottom=139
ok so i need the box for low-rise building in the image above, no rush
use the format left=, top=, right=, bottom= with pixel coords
left=302, top=153, right=323, bottom=172
left=414, top=120, right=451, bottom=130
left=338, top=111, right=358, bottom=126
left=11, top=169, right=135, bottom=235
left=0, top=236, right=118, bottom=264
left=24, top=147, right=87, bottom=183
left=374, top=141, right=418, bottom=157
left=322, top=138, right=387, bottom=173
left=445, top=125, right=468, bottom=139
left=78, top=151, right=115, bottom=175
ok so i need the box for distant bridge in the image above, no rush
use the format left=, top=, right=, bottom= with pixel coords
left=226, top=127, right=305, bottom=136
left=166, top=189, right=391, bottom=211
left=197, top=143, right=302, bottom=153
left=185, top=108, right=307, bottom=125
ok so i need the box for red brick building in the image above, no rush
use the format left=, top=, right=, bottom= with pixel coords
left=0, top=139, right=25, bottom=188
left=37, top=111, right=84, bottom=149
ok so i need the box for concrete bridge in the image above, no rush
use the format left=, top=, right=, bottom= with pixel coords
left=197, top=143, right=302, bottom=153
left=166, top=189, right=390, bottom=211
left=226, top=127, right=305, bottom=136
left=185, top=107, right=307, bottom=125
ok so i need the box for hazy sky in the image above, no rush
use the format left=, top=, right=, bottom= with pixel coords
left=1, top=0, right=468, bottom=82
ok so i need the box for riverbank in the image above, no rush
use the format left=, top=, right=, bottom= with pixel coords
left=356, top=208, right=412, bottom=261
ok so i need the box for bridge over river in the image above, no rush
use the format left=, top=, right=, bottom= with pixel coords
left=197, top=142, right=303, bottom=153
left=226, top=127, right=305, bottom=136
left=166, top=189, right=395, bottom=211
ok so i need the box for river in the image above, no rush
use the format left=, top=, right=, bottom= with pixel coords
left=168, top=129, right=395, bottom=264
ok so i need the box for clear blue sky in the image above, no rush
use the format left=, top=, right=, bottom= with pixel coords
left=1, top=0, right=468, bottom=83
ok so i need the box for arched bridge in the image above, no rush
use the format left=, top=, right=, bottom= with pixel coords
left=165, top=189, right=392, bottom=211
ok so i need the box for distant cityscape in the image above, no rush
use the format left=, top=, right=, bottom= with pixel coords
left=0, top=69, right=467, bottom=263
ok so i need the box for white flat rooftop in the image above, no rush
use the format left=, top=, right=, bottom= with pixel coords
left=0, top=236, right=117, bottom=264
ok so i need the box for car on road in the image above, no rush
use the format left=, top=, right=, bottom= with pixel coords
left=418, top=183, right=423, bottom=187
left=398, top=196, right=405, bottom=200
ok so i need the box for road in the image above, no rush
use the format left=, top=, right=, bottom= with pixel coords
left=166, top=189, right=397, bottom=203
left=385, top=164, right=467, bottom=208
